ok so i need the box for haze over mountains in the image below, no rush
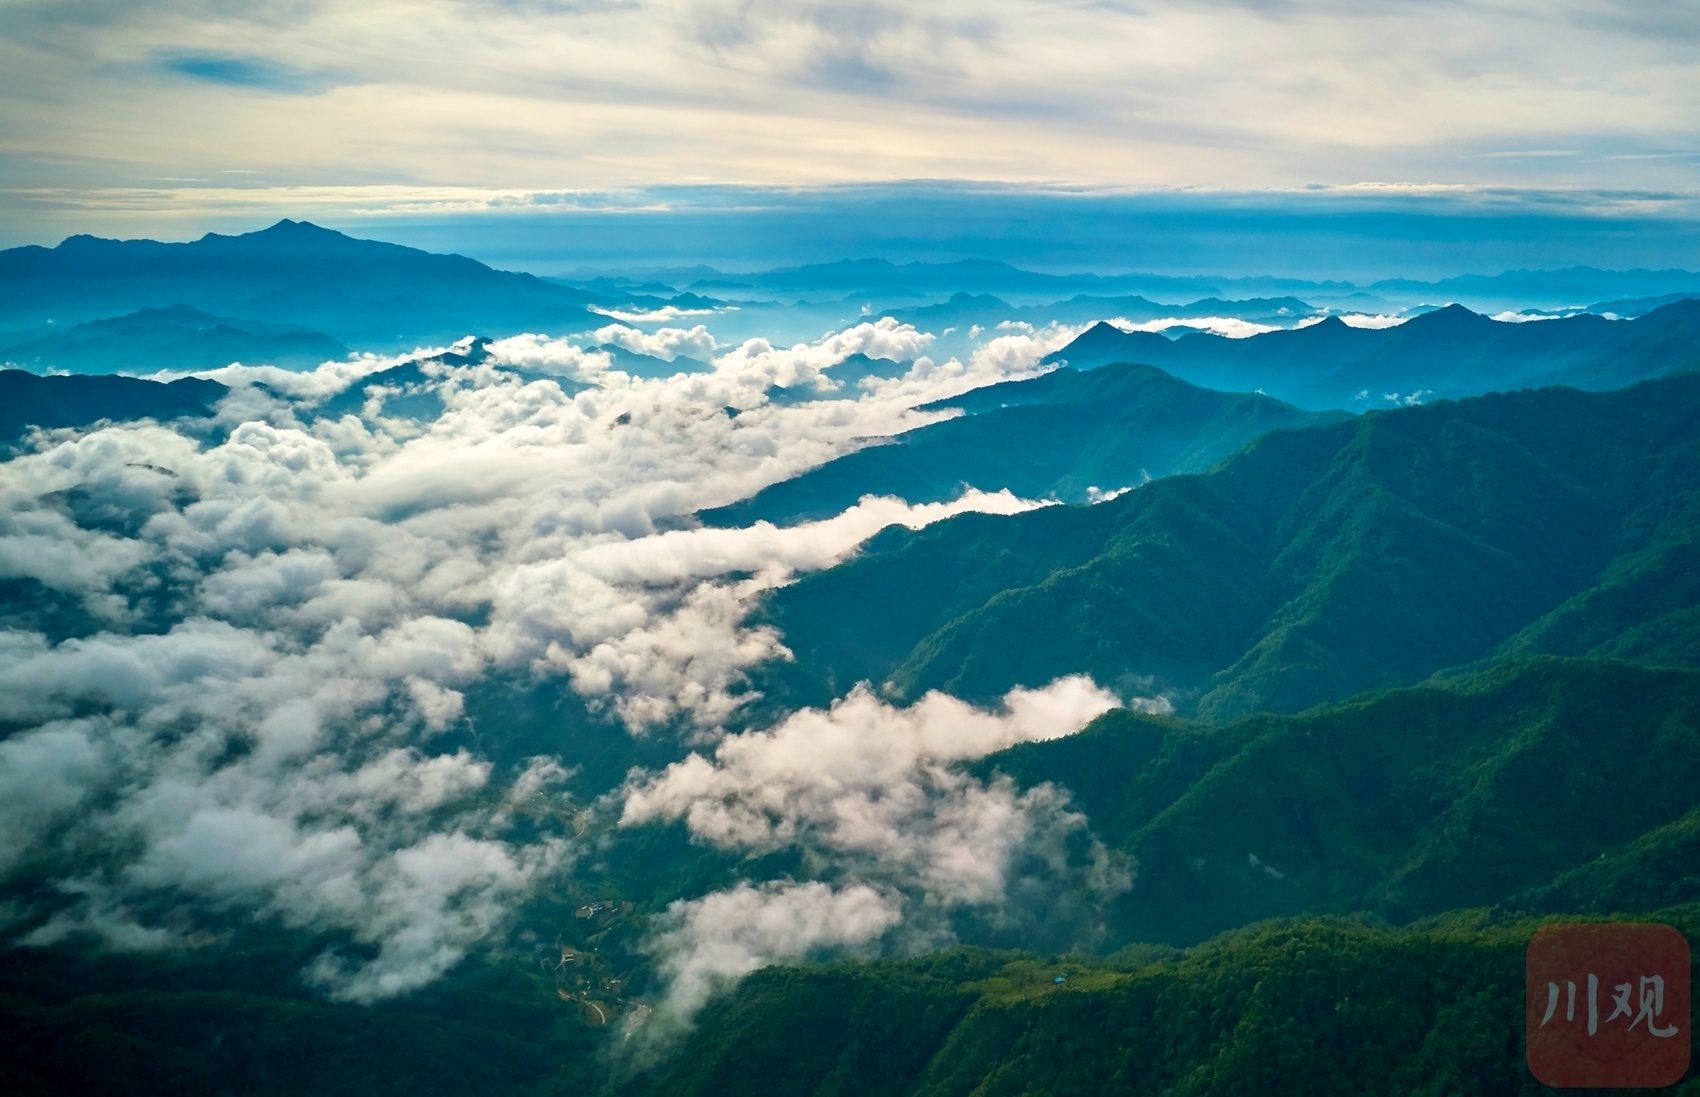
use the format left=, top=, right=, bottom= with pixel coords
left=1051, top=300, right=1700, bottom=407
left=7, top=220, right=1700, bottom=381
left=0, top=304, right=348, bottom=376
left=704, top=364, right=1348, bottom=527
left=570, top=255, right=1700, bottom=314
left=3, top=223, right=1700, bottom=1096
left=0, top=220, right=603, bottom=350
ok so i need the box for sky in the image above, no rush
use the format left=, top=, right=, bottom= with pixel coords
left=3, top=1, right=1699, bottom=272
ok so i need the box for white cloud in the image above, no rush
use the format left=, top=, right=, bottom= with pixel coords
left=621, top=678, right=1119, bottom=885
left=712, top=317, right=935, bottom=392
left=1337, top=313, right=1410, bottom=329
left=622, top=677, right=1133, bottom=1025
left=1108, top=315, right=1281, bottom=339
left=592, top=323, right=718, bottom=362
left=590, top=305, right=727, bottom=323
left=641, top=880, right=901, bottom=1034
left=484, top=334, right=616, bottom=379
left=966, top=321, right=1084, bottom=376
left=0, top=722, right=104, bottom=876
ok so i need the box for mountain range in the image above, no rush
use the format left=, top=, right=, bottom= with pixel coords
left=755, top=372, right=1700, bottom=720
left=9, top=655, right=1696, bottom=1097
left=0, top=304, right=348, bottom=375
left=0, top=220, right=618, bottom=350
left=0, top=369, right=227, bottom=450
left=567, top=259, right=1700, bottom=312
left=881, top=292, right=1323, bottom=333
left=6, top=227, right=1700, bottom=1096
left=1047, top=299, right=1700, bottom=408
left=704, top=363, right=1347, bottom=526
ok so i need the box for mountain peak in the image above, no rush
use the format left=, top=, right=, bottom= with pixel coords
left=259, top=218, right=337, bottom=237
left=1402, top=302, right=1489, bottom=332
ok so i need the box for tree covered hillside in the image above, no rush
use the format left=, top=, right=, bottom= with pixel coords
left=704, top=363, right=1347, bottom=527
left=618, top=910, right=1700, bottom=1097
left=757, top=374, right=1700, bottom=719
left=979, top=657, right=1700, bottom=943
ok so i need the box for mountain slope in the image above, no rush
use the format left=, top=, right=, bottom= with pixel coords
left=981, top=657, right=1700, bottom=943
left=625, top=654, right=1700, bottom=1096
left=703, top=364, right=1348, bottom=527
left=0, top=370, right=228, bottom=448
left=0, top=304, right=348, bottom=374
left=755, top=374, right=1700, bottom=719
left=620, top=909, right=1700, bottom=1097
left=0, top=220, right=603, bottom=350
left=1048, top=300, right=1700, bottom=407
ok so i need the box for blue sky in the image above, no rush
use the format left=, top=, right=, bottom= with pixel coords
left=2, top=0, right=1697, bottom=274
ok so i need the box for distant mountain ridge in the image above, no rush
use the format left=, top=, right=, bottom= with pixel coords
left=881, top=291, right=1322, bottom=332
left=1048, top=299, right=1700, bottom=407
left=0, top=220, right=614, bottom=350
left=0, top=370, right=227, bottom=450
left=0, top=304, right=348, bottom=375
left=703, top=363, right=1347, bottom=527
left=560, top=258, right=1700, bottom=311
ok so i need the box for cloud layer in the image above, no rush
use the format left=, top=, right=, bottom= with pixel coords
left=0, top=318, right=1075, bottom=1000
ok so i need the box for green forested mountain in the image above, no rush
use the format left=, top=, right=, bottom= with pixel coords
left=756, top=373, right=1700, bottom=719
left=0, top=941, right=608, bottom=1097
left=619, top=912, right=1700, bottom=1097
left=981, top=657, right=1700, bottom=943
left=1049, top=299, right=1700, bottom=407
left=704, top=364, right=1346, bottom=526
left=8, top=655, right=1698, bottom=1096
left=623, top=655, right=1700, bottom=1097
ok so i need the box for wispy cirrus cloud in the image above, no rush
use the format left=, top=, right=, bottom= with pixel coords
left=0, top=0, right=1697, bottom=247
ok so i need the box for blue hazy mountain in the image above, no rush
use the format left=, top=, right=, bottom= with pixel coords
left=1370, top=265, right=1700, bottom=309
left=882, top=292, right=1322, bottom=332
left=754, top=371, right=1700, bottom=720
left=578, top=258, right=1700, bottom=312
left=1586, top=290, right=1700, bottom=317
left=593, top=343, right=713, bottom=379
left=703, top=363, right=1347, bottom=526
left=0, top=220, right=611, bottom=351
left=0, top=369, right=227, bottom=449
left=673, top=258, right=1225, bottom=299
left=1048, top=299, right=1700, bottom=407
left=0, top=304, right=348, bottom=375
